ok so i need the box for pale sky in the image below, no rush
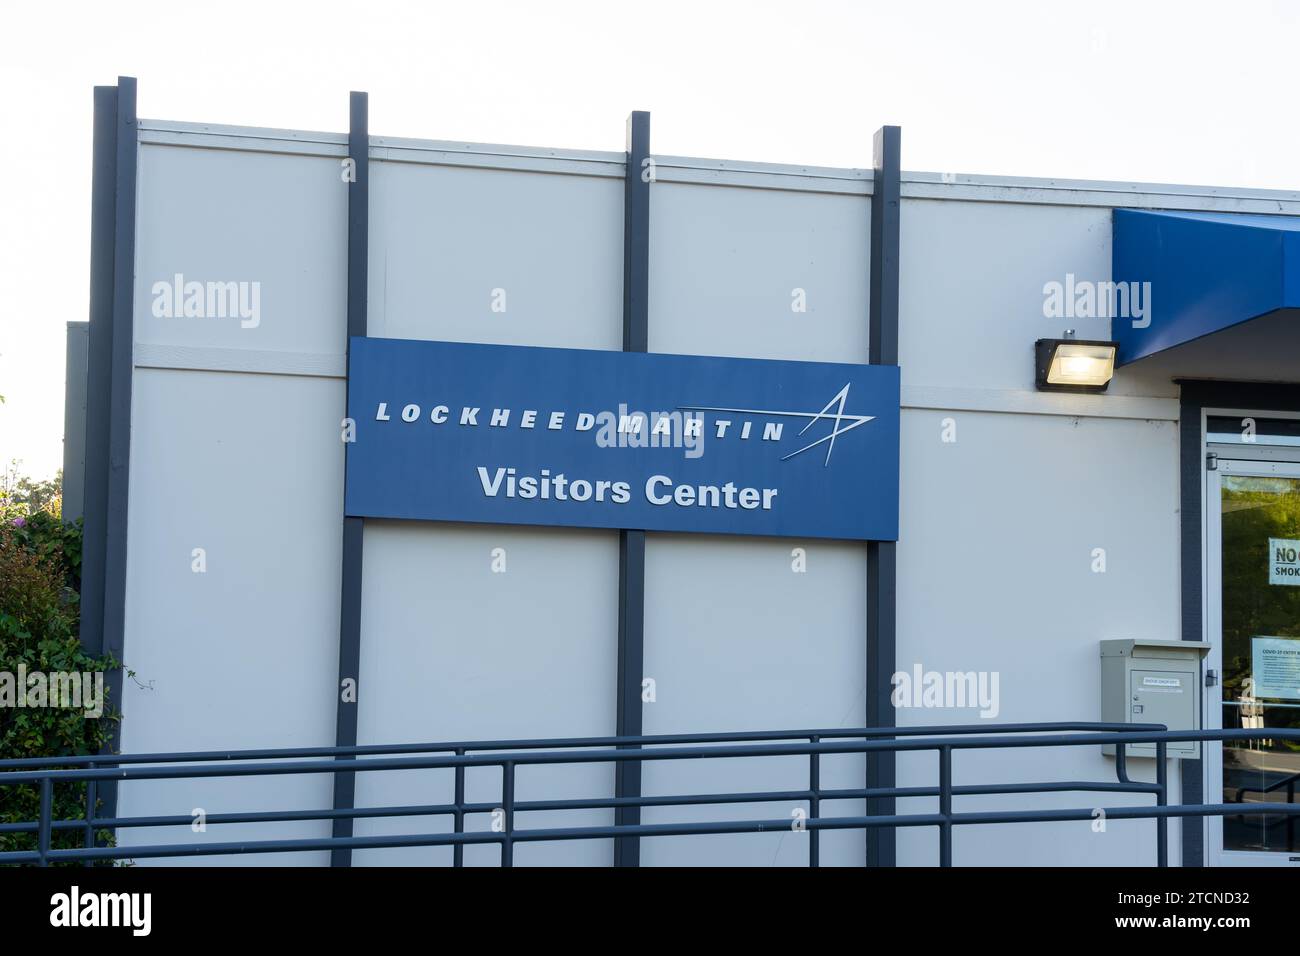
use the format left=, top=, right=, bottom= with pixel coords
left=3, top=0, right=1299, bottom=480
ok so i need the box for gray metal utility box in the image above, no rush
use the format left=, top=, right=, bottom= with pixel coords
left=1101, top=639, right=1211, bottom=759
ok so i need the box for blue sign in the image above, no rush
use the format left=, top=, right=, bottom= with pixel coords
left=345, top=338, right=899, bottom=541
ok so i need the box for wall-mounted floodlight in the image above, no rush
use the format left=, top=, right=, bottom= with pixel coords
left=1034, top=331, right=1117, bottom=393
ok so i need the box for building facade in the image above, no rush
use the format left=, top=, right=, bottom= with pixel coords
left=67, top=78, right=1300, bottom=866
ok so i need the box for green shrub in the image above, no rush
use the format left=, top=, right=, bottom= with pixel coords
left=0, top=489, right=119, bottom=862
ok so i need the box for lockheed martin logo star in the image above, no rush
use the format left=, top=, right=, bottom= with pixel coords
left=681, top=383, right=874, bottom=466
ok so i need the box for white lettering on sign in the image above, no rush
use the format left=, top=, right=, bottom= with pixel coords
left=644, top=475, right=778, bottom=510
left=1269, top=538, right=1300, bottom=586
left=471, top=467, right=779, bottom=511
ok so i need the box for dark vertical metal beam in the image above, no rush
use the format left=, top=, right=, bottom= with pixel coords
left=614, top=110, right=650, bottom=867
left=866, top=125, right=900, bottom=869
left=622, top=112, right=650, bottom=354
left=81, top=85, right=118, bottom=659
left=1178, top=393, right=1205, bottom=867
left=345, top=92, right=369, bottom=344
left=81, top=83, right=119, bottom=847
left=331, top=91, right=369, bottom=867
left=89, top=77, right=139, bottom=835
left=869, top=127, right=901, bottom=368
left=103, top=76, right=138, bottom=672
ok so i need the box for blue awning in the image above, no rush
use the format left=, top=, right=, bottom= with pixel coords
left=1112, top=209, right=1300, bottom=368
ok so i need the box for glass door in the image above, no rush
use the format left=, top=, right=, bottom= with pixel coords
left=1206, top=457, right=1300, bottom=866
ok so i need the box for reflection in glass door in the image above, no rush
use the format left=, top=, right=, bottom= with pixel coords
left=1212, top=464, right=1300, bottom=861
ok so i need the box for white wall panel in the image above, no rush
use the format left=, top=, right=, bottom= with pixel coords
left=355, top=158, right=624, bottom=865
left=899, top=198, right=1178, bottom=400
left=649, top=182, right=870, bottom=362
left=367, top=161, right=623, bottom=350
left=118, top=368, right=345, bottom=865
left=133, top=144, right=347, bottom=358
left=641, top=534, right=867, bottom=866
left=893, top=406, right=1182, bottom=866
left=644, top=181, right=871, bottom=865
left=353, top=522, right=619, bottom=866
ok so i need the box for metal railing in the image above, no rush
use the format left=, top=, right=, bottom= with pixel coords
left=1230, top=769, right=1300, bottom=852
left=1, top=722, right=1297, bottom=866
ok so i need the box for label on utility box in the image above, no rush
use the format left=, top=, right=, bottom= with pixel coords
left=1141, top=676, right=1182, bottom=691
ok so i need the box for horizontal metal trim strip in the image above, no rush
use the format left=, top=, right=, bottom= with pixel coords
left=133, top=343, right=346, bottom=379
left=655, top=153, right=871, bottom=181
left=371, top=135, right=624, bottom=165
left=370, top=146, right=623, bottom=179
left=903, top=173, right=1300, bottom=212
left=139, top=123, right=348, bottom=159
left=130, top=347, right=1180, bottom=419
left=656, top=168, right=871, bottom=195
left=902, top=385, right=1180, bottom=421
left=653, top=153, right=872, bottom=195
left=136, top=122, right=1300, bottom=210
